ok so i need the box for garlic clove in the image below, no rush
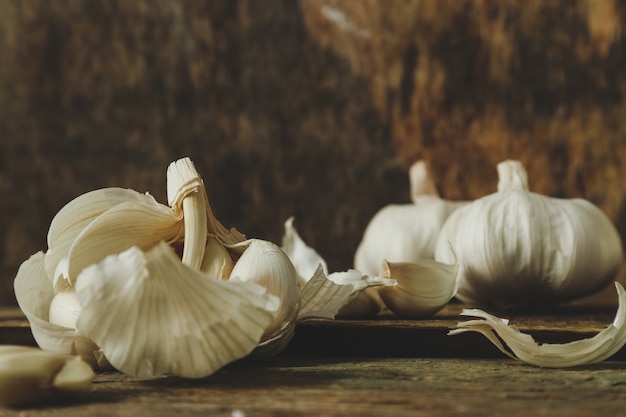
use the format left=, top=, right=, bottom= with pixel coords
left=74, top=242, right=279, bottom=379
left=449, top=282, right=626, bottom=367
left=298, top=266, right=395, bottom=320
left=281, top=216, right=328, bottom=285
left=167, top=157, right=208, bottom=269
left=378, top=259, right=457, bottom=318
left=200, top=235, right=234, bottom=279
left=228, top=239, right=301, bottom=343
left=44, top=187, right=163, bottom=286
left=62, top=196, right=184, bottom=291
left=0, top=345, right=94, bottom=406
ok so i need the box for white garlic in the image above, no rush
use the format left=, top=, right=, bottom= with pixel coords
left=354, top=160, right=467, bottom=277
left=228, top=239, right=301, bottom=345
left=0, top=345, right=94, bottom=406
left=378, top=259, right=457, bottom=318
left=281, top=216, right=328, bottom=285
left=281, top=218, right=396, bottom=319
left=75, top=242, right=279, bottom=379
left=449, top=282, right=626, bottom=367
left=435, top=160, right=623, bottom=306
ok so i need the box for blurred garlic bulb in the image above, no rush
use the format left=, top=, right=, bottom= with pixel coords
left=435, top=160, right=623, bottom=306
left=378, top=259, right=457, bottom=318
left=0, top=345, right=94, bottom=406
left=354, top=160, right=467, bottom=277
left=449, top=282, right=626, bottom=368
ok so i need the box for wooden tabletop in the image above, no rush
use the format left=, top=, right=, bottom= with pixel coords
left=2, top=297, right=626, bottom=416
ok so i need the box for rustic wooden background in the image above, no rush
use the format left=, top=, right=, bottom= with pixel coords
left=1, top=0, right=625, bottom=306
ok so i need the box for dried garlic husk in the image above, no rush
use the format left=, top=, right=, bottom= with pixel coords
left=354, top=160, right=466, bottom=277
left=449, top=282, right=626, bottom=367
left=298, top=267, right=395, bottom=319
left=435, top=160, right=623, bottom=306
left=281, top=216, right=328, bottom=286
left=0, top=345, right=94, bottom=406
left=14, top=252, right=109, bottom=369
left=75, top=242, right=279, bottom=379
left=281, top=218, right=395, bottom=318
left=45, top=188, right=183, bottom=291
left=378, top=259, right=457, bottom=318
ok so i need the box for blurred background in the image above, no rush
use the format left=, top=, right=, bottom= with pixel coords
left=1, top=0, right=625, bottom=306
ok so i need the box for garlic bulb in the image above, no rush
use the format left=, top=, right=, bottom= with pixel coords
left=449, top=282, right=626, bottom=367
left=354, top=160, right=467, bottom=277
left=435, top=160, right=623, bottom=306
left=0, top=345, right=94, bottom=406
left=15, top=157, right=285, bottom=379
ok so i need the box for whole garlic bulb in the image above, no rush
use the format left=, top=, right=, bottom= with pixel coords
left=435, top=160, right=623, bottom=306
left=354, top=160, right=467, bottom=277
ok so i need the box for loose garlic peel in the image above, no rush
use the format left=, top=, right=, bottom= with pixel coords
left=435, top=159, right=623, bottom=306
left=281, top=216, right=328, bottom=286
left=354, top=160, right=467, bottom=278
left=75, top=242, right=279, bottom=379
left=0, top=345, right=94, bottom=406
left=449, top=282, right=626, bottom=367
left=298, top=266, right=395, bottom=320
left=378, top=259, right=457, bottom=318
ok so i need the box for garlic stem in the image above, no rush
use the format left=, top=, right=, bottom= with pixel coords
left=167, top=157, right=208, bottom=269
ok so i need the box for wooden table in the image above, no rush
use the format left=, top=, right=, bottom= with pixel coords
left=2, top=297, right=626, bottom=416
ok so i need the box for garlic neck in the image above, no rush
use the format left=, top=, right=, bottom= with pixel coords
left=497, top=160, right=529, bottom=192
left=409, top=160, right=439, bottom=202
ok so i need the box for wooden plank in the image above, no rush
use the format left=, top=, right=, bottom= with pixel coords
left=2, top=357, right=626, bottom=416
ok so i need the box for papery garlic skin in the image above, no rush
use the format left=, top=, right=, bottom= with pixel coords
left=435, top=160, right=623, bottom=306
left=281, top=216, right=328, bottom=285
left=449, top=282, right=626, bottom=368
left=75, top=242, right=279, bottom=379
left=354, top=160, right=466, bottom=277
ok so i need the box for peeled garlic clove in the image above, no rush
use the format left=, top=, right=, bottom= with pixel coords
left=298, top=266, right=395, bottom=320
left=0, top=345, right=94, bottom=406
left=229, top=239, right=301, bottom=343
left=75, top=242, right=278, bottom=379
left=378, top=259, right=457, bottom=318
left=281, top=216, right=328, bottom=285
left=200, top=235, right=234, bottom=279
left=62, top=194, right=183, bottom=291
left=449, top=282, right=626, bottom=367
left=44, top=187, right=163, bottom=285
left=435, top=159, right=623, bottom=305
